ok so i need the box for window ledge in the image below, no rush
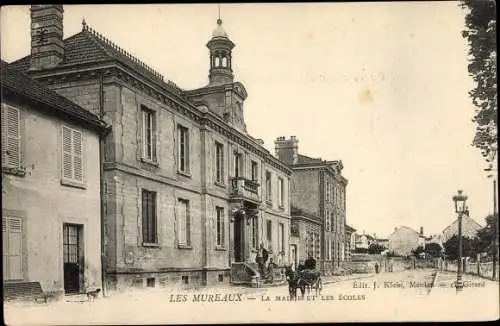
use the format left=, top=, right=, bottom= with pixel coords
left=142, top=242, right=160, bottom=248
left=215, top=246, right=227, bottom=251
left=215, top=181, right=226, bottom=188
left=141, top=158, right=159, bottom=167
left=2, top=166, right=26, bottom=177
left=177, top=244, right=192, bottom=250
left=177, top=170, right=192, bottom=178
left=61, top=179, right=86, bottom=189
left=278, top=204, right=285, bottom=210
left=265, top=200, right=273, bottom=207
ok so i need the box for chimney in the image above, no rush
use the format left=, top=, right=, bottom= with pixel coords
left=274, top=136, right=299, bottom=165
left=30, top=5, right=65, bottom=70
left=420, top=226, right=424, bottom=236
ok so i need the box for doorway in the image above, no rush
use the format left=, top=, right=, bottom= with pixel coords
left=63, top=223, right=83, bottom=294
left=290, top=244, right=298, bottom=269
left=233, top=216, right=244, bottom=262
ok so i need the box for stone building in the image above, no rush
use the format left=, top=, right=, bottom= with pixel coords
left=344, top=224, right=356, bottom=261
left=388, top=226, right=421, bottom=257
left=289, top=206, right=322, bottom=269
left=274, top=136, right=348, bottom=273
left=9, top=5, right=292, bottom=290
left=1, top=60, right=107, bottom=297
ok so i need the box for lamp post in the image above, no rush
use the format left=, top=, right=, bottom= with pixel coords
left=452, top=189, right=468, bottom=293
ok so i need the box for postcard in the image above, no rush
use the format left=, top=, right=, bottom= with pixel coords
left=1, top=2, right=498, bottom=324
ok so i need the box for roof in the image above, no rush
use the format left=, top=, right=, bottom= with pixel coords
left=291, top=206, right=321, bottom=223
left=297, top=154, right=322, bottom=165
left=9, top=23, right=182, bottom=95
left=1, top=60, right=106, bottom=130
left=345, top=224, right=357, bottom=233
left=212, top=19, right=229, bottom=38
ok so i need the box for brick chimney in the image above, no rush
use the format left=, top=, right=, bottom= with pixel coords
left=274, top=136, right=299, bottom=165
left=420, top=226, right=424, bottom=236
left=30, top=5, right=64, bottom=70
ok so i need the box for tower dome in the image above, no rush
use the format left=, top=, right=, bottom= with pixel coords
left=207, top=18, right=235, bottom=85
left=212, top=18, right=228, bottom=38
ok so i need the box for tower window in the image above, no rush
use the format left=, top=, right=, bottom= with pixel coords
left=222, top=57, right=227, bottom=67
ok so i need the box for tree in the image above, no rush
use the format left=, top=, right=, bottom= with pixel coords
left=460, top=0, right=497, bottom=160
left=412, top=246, right=425, bottom=258
left=425, top=242, right=443, bottom=258
left=368, top=243, right=385, bottom=255
left=443, top=235, right=476, bottom=260
left=474, top=213, right=498, bottom=256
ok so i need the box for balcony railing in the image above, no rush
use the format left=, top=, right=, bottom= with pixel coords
left=230, top=177, right=260, bottom=203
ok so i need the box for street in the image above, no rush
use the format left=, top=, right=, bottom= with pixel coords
left=4, top=269, right=499, bottom=324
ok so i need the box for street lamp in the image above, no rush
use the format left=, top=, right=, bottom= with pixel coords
left=452, top=189, right=468, bottom=293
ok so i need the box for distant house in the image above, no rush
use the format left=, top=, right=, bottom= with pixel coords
left=441, top=213, right=483, bottom=243
left=355, top=232, right=375, bottom=250
left=374, top=238, right=389, bottom=249
left=388, top=226, right=422, bottom=257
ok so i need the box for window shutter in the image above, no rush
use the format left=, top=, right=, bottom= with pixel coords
left=186, top=202, right=191, bottom=246
left=62, top=126, right=73, bottom=179
left=1, top=105, right=21, bottom=168
left=178, top=201, right=186, bottom=245
left=3, top=217, right=23, bottom=280
left=72, top=130, right=83, bottom=182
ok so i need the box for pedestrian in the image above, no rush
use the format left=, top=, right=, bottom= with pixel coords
left=375, top=262, right=379, bottom=274
left=256, top=243, right=268, bottom=277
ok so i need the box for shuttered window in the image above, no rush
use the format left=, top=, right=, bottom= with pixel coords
left=142, top=107, right=156, bottom=162
left=177, top=199, right=190, bottom=246
left=216, top=206, right=225, bottom=247
left=62, top=126, right=84, bottom=183
left=1, top=104, right=21, bottom=169
left=178, top=125, right=190, bottom=173
left=3, top=217, right=23, bottom=280
left=142, top=190, right=157, bottom=244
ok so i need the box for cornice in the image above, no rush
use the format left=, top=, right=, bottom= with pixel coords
left=29, top=63, right=292, bottom=176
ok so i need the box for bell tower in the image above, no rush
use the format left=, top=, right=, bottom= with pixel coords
left=207, top=18, right=235, bottom=86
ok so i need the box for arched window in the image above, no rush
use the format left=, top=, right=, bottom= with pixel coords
left=221, top=56, right=227, bottom=67
left=215, top=56, right=220, bottom=67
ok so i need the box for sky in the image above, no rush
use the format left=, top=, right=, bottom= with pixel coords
left=1, top=3, right=496, bottom=237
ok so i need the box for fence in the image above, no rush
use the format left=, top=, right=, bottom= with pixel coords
left=440, top=259, right=499, bottom=281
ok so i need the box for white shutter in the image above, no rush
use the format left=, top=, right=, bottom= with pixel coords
left=62, top=126, right=73, bottom=179
left=1, top=105, right=21, bottom=168
left=178, top=201, right=186, bottom=245
left=72, top=130, right=83, bottom=182
left=3, top=217, right=23, bottom=280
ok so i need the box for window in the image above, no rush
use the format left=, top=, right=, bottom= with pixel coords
left=278, top=177, right=284, bottom=207
left=142, top=190, right=157, bottom=244
left=234, top=152, right=242, bottom=178
left=142, top=107, right=156, bottom=161
left=278, top=223, right=285, bottom=253
left=325, top=209, right=330, bottom=231
left=216, top=206, right=225, bottom=247
left=147, top=277, right=156, bottom=288
left=266, top=220, right=272, bottom=243
left=178, top=125, right=190, bottom=173
left=177, top=199, right=191, bottom=247
left=314, top=233, right=320, bottom=258
left=265, top=171, right=272, bottom=202
left=62, top=126, right=84, bottom=183
left=218, top=274, right=224, bottom=282
left=251, top=161, right=258, bottom=181
left=1, top=104, right=21, bottom=169
left=251, top=217, right=258, bottom=249
left=3, top=217, right=23, bottom=280
left=326, top=181, right=330, bottom=202
left=215, top=142, right=224, bottom=184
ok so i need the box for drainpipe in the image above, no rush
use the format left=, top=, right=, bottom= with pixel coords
left=98, top=71, right=108, bottom=297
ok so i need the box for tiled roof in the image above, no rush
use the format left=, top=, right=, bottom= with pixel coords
left=1, top=60, right=106, bottom=130
left=296, top=154, right=323, bottom=164
left=9, top=23, right=182, bottom=95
